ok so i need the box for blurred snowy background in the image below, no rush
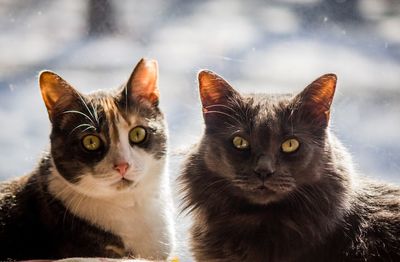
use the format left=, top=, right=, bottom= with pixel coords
left=0, top=0, right=399, bottom=260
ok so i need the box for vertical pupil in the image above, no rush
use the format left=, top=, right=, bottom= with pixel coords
left=289, top=140, right=292, bottom=147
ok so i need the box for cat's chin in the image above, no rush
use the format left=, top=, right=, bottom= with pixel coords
left=244, top=186, right=287, bottom=205
left=110, top=178, right=136, bottom=191
left=69, top=175, right=139, bottom=198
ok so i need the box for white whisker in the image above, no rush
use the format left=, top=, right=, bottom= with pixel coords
left=69, top=123, right=96, bottom=135
left=63, top=110, right=96, bottom=126
left=76, top=92, right=97, bottom=125
left=80, top=125, right=97, bottom=133
left=91, top=102, right=100, bottom=125
left=204, top=110, right=242, bottom=125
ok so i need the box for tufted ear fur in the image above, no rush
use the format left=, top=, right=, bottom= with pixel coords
left=294, top=74, right=337, bottom=127
left=39, top=70, right=80, bottom=121
left=126, top=58, right=160, bottom=106
left=198, top=70, right=241, bottom=115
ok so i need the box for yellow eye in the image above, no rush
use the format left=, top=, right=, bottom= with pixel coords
left=281, top=138, right=300, bottom=153
left=82, top=135, right=101, bottom=151
left=129, top=126, right=147, bottom=144
left=232, top=136, right=250, bottom=150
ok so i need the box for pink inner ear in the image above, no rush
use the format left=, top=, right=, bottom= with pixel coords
left=129, top=59, right=159, bottom=105
left=137, top=91, right=159, bottom=105
left=198, top=70, right=236, bottom=109
left=39, top=71, right=78, bottom=121
left=200, top=85, right=225, bottom=106
left=133, top=73, right=158, bottom=96
left=298, top=74, right=337, bottom=125
left=310, top=74, right=336, bottom=110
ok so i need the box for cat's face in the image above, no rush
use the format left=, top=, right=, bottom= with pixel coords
left=39, top=59, right=166, bottom=197
left=198, top=71, right=336, bottom=205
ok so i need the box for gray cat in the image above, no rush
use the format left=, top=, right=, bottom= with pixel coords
left=0, top=59, right=174, bottom=260
left=180, top=70, right=400, bottom=262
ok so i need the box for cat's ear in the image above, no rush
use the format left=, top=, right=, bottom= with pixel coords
left=126, top=58, right=159, bottom=106
left=198, top=70, right=240, bottom=113
left=39, top=71, right=79, bottom=121
left=294, top=73, right=337, bottom=127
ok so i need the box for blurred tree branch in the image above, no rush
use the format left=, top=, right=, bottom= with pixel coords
left=88, top=0, right=116, bottom=36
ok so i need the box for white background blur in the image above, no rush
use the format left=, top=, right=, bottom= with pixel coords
left=0, top=0, right=399, bottom=260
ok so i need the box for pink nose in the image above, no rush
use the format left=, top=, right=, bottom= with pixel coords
left=114, top=162, right=129, bottom=177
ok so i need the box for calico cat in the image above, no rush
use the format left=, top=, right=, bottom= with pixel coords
left=0, top=58, right=174, bottom=260
left=180, top=70, right=400, bottom=262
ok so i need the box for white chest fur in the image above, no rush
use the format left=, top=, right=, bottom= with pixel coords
left=48, top=169, right=174, bottom=259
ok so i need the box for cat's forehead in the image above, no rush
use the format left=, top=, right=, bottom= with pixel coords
left=87, top=89, right=156, bottom=123
left=242, top=93, right=294, bottom=118
left=222, top=92, right=295, bottom=138
left=247, top=93, right=293, bottom=106
left=55, top=88, right=160, bottom=136
left=83, top=91, right=129, bottom=126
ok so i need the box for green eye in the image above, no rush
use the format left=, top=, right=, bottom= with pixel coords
left=129, top=126, right=147, bottom=144
left=281, top=138, right=300, bottom=153
left=232, top=136, right=250, bottom=150
left=82, top=135, right=101, bottom=151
